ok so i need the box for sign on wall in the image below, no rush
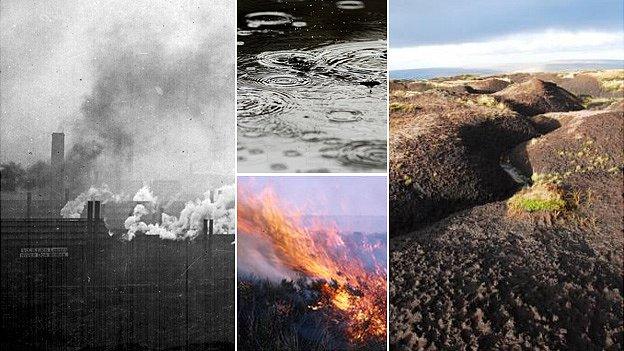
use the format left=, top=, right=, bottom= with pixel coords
left=20, top=247, right=68, bottom=258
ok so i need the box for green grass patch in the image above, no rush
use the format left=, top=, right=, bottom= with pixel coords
left=508, top=182, right=567, bottom=213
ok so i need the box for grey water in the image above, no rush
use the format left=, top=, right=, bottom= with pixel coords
left=237, top=0, right=387, bottom=173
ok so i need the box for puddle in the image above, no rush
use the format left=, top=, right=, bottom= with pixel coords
left=245, top=12, right=294, bottom=28
left=238, top=0, right=387, bottom=173
left=326, top=109, right=363, bottom=122
left=336, top=1, right=366, bottom=10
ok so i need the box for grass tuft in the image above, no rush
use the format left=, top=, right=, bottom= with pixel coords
left=390, top=102, right=418, bottom=113
left=507, top=182, right=567, bottom=214
left=457, top=95, right=508, bottom=110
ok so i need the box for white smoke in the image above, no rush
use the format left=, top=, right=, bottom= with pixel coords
left=122, top=184, right=235, bottom=241
left=123, top=204, right=149, bottom=241
left=132, top=185, right=158, bottom=203
left=60, top=185, right=125, bottom=218
left=121, top=185, right=159, bottom=240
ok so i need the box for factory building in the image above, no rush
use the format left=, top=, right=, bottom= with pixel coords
left=1, top=201, right=234, bottom=349
left=1, top=134, right=234, bottom=350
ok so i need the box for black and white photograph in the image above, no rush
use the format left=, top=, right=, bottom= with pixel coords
left=1, top=1, right=235, bottom=349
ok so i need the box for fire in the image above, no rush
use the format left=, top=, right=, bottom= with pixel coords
left=237, top=184, right=387, bottom=343
left=331, top=285, right=352, bottom=311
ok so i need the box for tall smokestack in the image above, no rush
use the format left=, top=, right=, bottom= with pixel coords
left=87, top=201, right=94, bottom=220
left=94, top=201, right=101, bottom=220
left=51, top=133, right=65, bottom=212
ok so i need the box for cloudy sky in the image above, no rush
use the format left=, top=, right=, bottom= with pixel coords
left=1, top=0, right=234, bottom=172
left=389, top=0, right=624, bottom=70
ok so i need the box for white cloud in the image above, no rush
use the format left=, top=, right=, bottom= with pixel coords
left=389, top=30, right=624, bottom=70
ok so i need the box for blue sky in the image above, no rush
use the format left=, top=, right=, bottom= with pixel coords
left=389, top=0, right=624, bottom=70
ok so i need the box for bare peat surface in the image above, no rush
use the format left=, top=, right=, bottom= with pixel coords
left=237, top=0, right=387, bottom=173
left=389, top=70, right=624, bottom=349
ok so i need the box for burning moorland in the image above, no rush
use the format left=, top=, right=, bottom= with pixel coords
left=237, top=177, right=387, bottom=351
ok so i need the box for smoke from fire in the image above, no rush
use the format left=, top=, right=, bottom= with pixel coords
left=237, top=184, right=387, bottom=343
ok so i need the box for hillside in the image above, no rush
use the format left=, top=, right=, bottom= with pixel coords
left=389, top=70, right=624, bottom=350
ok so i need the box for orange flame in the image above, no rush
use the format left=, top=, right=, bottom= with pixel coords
left=237, top=185, right=386, bottom=343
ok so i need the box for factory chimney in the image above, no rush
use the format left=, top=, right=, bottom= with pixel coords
left=51, top=133, right=65, bottom=215
left=94, top=201, right=101, bottom=220
left=87, top=201, right=94, bottom=220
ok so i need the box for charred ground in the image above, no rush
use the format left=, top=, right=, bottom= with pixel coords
left=237, top=277, right=385, bottom=351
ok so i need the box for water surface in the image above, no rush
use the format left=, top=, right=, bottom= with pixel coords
left=237, top=0, right=387, bottom=173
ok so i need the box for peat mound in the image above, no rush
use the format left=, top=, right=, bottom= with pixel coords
left=493, top=78, right=583, bottom=116
left=501, top=72, right=623, bottom=98
left=527, top=110, right=610, bottom=134
left=406, top=81, right=433, bottom=92
left=507, top=110, right=623, bottom=254
left=390, top=92, right=538, bottom=236
left=390, top=80, right=409, bottom=92
left=465, top=78, right=511, bottom=94
left=539, top=71, right=623, bottom=99
left=390, top=202, right=623, bottom=350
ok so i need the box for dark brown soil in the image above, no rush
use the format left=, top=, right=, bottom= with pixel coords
left=390, top=80, right=409, bottom=92
left=390, top=91, right=537, bottom=236
left=493, top=78, right=584, bottom=116
left=508, top=109, right=624, bottom=259
left=465, top=78, right=511, bottom=94
left=390, top=201, right=623, bottom=350
left=503, top=72, right=623, bottom=99
left=390, top=71, right=624, bottom=350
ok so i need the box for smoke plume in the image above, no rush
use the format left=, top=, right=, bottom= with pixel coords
left=60, top=185, right=125, bottom=218
left=1, top=0, right=234, bottom=192
left=123, top=184, right=235, bottom=241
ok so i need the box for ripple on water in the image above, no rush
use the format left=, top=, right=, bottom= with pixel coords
left=326, top=109, right=363, bottom=122
left=316, top=41, right=387, bottom=80
left=300, top=131, right=326, bottom=142
left=237, top=87, right=299, bottom=138
left=256, top=51, right=318, bottom=72
left=335, top=1, right=365, bottom=10
left=270, top=163, right=288, bottom=171
left=321, top=140, right=387, bottom=169
left=237, top=87, right=292, bottom=118
left=283, top=150, right=302, bottom=157
left=255, top=73, right=312, bottom=88
left=248, top=148, right=264, bottom=155
left=245, top=12, right=293, bottom=28
left=237, top=29, right=285, bottom=37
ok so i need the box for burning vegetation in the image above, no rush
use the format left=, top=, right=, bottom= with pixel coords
left=237, top=184, right=387, bottom=350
